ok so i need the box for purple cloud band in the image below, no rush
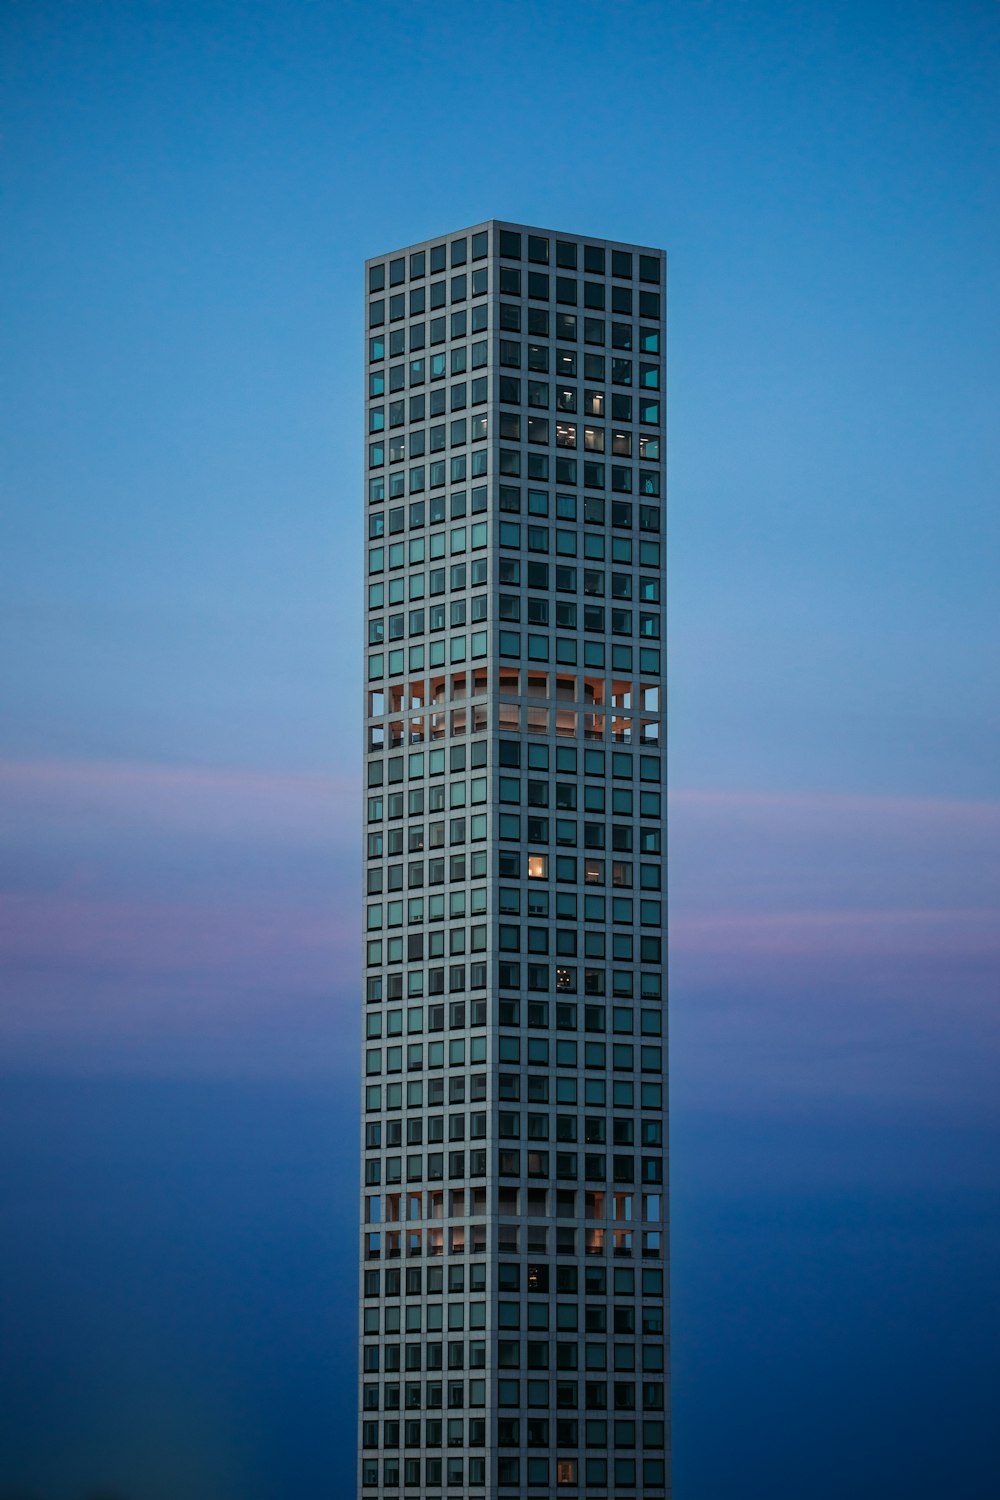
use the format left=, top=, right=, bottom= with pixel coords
left=1, top=759, right=997, bottom=1093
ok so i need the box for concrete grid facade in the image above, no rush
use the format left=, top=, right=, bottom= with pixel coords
left=359, top=220, right=668, bottom=1499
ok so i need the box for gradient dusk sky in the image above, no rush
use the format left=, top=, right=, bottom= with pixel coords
left=1, top=2, right=999, bottom=1498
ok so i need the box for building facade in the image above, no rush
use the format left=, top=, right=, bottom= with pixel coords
left=359, top=220, right=668, bottom=1500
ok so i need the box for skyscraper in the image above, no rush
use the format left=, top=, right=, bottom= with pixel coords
left=359, top=220, right=668, bottom=1500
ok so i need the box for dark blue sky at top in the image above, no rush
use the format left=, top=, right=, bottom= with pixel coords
left=1, top=2, right=998, bottom=1498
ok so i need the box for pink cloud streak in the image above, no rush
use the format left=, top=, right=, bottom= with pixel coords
left=0, top=756, right=996, bottom=1079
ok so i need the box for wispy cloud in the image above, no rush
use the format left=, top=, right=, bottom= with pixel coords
left=674, top=906, right=999, bottom=961
left=0, top=890, right=351, bottom=973
left=671, top=786, right=1000, bottom=820
left=0, top=758, right=996, bottom=1091
left=0, top=756, right=359, bottom=843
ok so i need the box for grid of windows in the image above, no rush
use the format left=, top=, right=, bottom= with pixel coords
left=360, top=221, right=668, bottom=1499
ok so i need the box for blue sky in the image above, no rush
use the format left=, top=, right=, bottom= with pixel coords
left=1, top=2, right=998, bottom=1496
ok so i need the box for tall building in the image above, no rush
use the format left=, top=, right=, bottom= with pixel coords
left=359, top=220, right=668, bottom=1500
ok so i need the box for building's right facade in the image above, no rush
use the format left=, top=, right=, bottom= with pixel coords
left=361, top=220, right=668, bottom=1499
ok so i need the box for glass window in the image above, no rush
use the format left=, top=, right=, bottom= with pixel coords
left=528, top=306, right=549, bottom=336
